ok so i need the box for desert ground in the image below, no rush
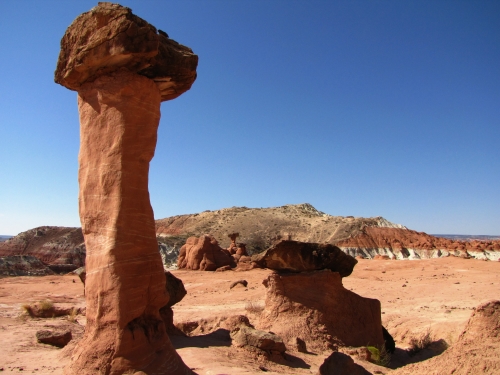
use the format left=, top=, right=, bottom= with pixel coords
left=0, top=257, right=498, bottom=374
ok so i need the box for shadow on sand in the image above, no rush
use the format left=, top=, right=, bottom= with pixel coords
left=388, top=339, right=448, bottom=369
left=170, top=328, right=310, bottom=369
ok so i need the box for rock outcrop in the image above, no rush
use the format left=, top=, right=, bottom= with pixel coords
left=259, top=270, right=384, bottom=352
left=55, top=3, right=197, bottom=375
left=392, top=300, right=500, bottom=375
left=0, top=226, right=85, bottom=273
left=177, top=235, right=236, bottom=271
left=253, top=240, right=357, bottom=278
left=160, top=271, right=187, bottom=335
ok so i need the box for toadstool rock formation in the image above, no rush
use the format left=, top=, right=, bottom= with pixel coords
left=54, top=3, right=197, bottom=374
left=259, top=269, right=384, bottom=352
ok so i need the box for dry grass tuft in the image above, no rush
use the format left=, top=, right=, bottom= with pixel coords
left=67, top=307, right=78, bottom=323
left=408, top=328, right=433, bottom=356
left=245, top=301, right=264, bottom=314
left=21, top=299, right=54, bottom=318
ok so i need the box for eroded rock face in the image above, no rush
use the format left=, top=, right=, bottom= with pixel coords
left=252, top=240, right=357, bottom=277
left=177, top=235, right=235, bottom=271
left=55, top=3, right=197, bottom=374
left=259, top=270, right=384, bottom=352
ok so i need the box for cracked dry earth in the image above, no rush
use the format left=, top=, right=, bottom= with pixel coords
left=0, top=257, right=498, bottom=374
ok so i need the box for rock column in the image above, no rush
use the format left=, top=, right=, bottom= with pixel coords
left=55, top=3, right=197, bottom=375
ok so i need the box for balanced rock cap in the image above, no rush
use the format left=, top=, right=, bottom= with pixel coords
left=54, top=2, right=198, bottom=101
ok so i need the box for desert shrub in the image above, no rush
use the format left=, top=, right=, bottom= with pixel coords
left=67, top=307, right=78, bottom=323
left=21, top=299, right=54, bottom=317
left=39, top=300, right=54, bottom=311
left=366, top=346, right=380, bottom=361
left=366, top=345, right=391, bottom=367
left=408, top=328, right=433, bottom=356
left=21, top=303, right=31, bottom=314
left=245, top=301, right=264, bottom=314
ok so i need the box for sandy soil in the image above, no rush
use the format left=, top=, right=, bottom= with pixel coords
left=0, top=257, right=498, bottom=374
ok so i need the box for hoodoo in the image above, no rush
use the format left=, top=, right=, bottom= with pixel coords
left=55, top=3, right=197, bottom=374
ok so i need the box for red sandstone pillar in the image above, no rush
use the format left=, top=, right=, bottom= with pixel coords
left=55, top=4, right=197, bottom=374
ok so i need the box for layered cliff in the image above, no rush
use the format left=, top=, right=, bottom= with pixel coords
left=0, top=226, right=85, bottom=272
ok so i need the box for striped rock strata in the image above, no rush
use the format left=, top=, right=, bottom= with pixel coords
left=338, top=227, right=500, bottom=261
left=55, top=3, right=197, bottom=375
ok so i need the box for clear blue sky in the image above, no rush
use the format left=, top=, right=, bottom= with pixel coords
left=0, top=1, right=499, bottom=236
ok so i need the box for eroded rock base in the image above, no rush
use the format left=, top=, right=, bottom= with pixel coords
left=260, top=270, right=384, bottom=352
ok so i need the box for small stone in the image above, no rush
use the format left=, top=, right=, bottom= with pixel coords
left=230, top=280, right=248, bottom=289
left=36, top=330, right=72, bottom=348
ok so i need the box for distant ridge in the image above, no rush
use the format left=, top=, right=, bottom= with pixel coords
left=155, top=203, right=405, bottom=253
left=0, top=235, right=13, bottom=243
left=433, top=234, right=500, bottom=241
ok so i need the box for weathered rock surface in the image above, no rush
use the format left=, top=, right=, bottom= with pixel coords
left=177, top=235, right=235, bottom=271
left=55, top=2, right=197, bottom=100
left=338, top=227, right=500, bottom=261
left=318, top=352, right=371, bottom=375
left=392, top=300, right=500, bottom=375
left=0, top=226, right=85, bottom=273
left=253, top=240, right=357, bottom=278
left=260, top=270, right=384, bottom=352
left=36, top=330, right=73, bottom=348
left=55, top=3, right=197, bottom=374
left=0, top=255, right=55, bottom=276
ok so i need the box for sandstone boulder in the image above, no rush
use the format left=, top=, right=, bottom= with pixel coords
left=178, top=235, right=235, bottom=271
left=260, top=270, right=384, bottom=352
left=230, top=326, right=286, bottom=358
left=55, top=3, right=197, bottom=101
left=252, top=240, right=357, bottom=277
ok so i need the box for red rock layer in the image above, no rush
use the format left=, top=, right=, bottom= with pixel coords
left=67, top=70, right=190, bottom=375
left=259, top=270, right=384, bottom=352
left=337, top=227, right=500, bottom=252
